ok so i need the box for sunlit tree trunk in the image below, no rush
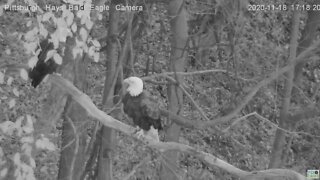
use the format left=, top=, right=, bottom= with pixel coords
left=160, top=0, right=188, bottom=179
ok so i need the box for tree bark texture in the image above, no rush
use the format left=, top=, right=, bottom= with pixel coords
left=97, top=1, right=120, bottom=180
left=160, top=0, right=188, bottom=180
left=268, top=11, right=300, bottom=169
left=294, top=1, right=320, bottom=84
left=58, top=36, right=89, bottom=179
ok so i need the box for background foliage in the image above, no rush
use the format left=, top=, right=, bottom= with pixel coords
left=0, top=0, right=319, bottom=179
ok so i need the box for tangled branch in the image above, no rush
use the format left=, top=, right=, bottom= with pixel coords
left=48, top=75, right=307, bottom=180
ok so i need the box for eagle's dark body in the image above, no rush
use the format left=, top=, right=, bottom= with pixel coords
left=28, top=38, right=58, bottom=88
left=122, top=91, right=162, bottom=131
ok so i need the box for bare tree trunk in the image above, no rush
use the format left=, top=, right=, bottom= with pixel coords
left=269, top=5, right=320, bottom=169
left=294, top=1, right=320, bottom=84
left=58, top=37, right=88, bottom=180
left=97, top=1, right=120, bottom=180
left=268, top=11, right=300, bottom=169
left=160, top=0, right=188, bottom=179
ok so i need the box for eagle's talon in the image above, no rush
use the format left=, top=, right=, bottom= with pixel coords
left=136, top=129, right=144, bottom=139
left=123, top=76, right=162, bottom=143
left=145, top=126, right=160, bottom=142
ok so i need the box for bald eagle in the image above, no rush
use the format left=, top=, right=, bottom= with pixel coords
left=1, top=38, right=57, bottom=88
left=122, top=77, right=162, bottom=141
left=28, top=38, right=58, bottom=88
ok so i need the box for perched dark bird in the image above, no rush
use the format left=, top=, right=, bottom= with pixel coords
left=122, top=76, right=162, bottom=141
left=28, top=39, right=58, bottom=88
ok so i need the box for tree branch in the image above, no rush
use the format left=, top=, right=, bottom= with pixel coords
left=146, top=40, right=320, bottom=130
left=142, top=69, right=254, bottom=82
left=48, top=74, right=307, bottom=180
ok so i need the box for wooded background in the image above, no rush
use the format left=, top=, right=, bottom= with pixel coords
left=0, top=0, right=319, bottom=180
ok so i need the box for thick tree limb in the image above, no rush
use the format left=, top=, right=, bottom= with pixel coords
left=241, top=169, right=307, bottom=180
left=48, top=74, right=307, bottom=180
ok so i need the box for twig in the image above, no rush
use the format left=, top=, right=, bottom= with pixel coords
left=222, top=112, right=256, bottom=132
left=165, top=75, right=211, bottom=122
left=122, top=155, right=151, bottom=180
left=254, top=112, right=320, bottom=138
left=204, top=39, right=320, bottom=126
left=144, top=39, right=320, bottom=130
left=160, top=153, right=186, bottom=180
left=142, top=69, right=221, bottom=79
left=222, top=111, right=320, bottom=138
left=61, top=139, right=75, bottom=151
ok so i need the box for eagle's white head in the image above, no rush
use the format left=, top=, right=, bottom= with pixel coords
left=123, top=76, right=143, bottom=96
